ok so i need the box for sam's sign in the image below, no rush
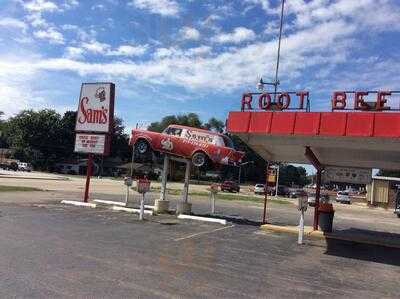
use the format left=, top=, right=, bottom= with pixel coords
left=75, top=82, right=115, bottom=133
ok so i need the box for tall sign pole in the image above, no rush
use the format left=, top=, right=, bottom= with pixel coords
left=74, top=82, right=115, bottom=203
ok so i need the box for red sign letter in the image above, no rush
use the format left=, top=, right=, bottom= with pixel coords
left=277, top=92, right=291, bottom=110
left=332, top=91, right=347, bottom=110
left=241, top=93, right=253, bottom=111
left=354, top=91, right=369, bottom=110
left=376, top=91, right=391, bottom=111
left=258, top=93, right=272, bottom=110
left=296, top=91, right=309, bottom=109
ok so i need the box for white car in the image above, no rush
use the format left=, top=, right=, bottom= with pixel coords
left=254, top=184, right=266, bottom=195
left=17, top=162, right=32, bottom=172
left=336, top=191, right=350, bottom=204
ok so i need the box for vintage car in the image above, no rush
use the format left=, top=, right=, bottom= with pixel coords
left=129, top=125, right=245, bottom=168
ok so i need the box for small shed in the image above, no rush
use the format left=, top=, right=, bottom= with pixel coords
left=367, top=176, right=400, bottom=208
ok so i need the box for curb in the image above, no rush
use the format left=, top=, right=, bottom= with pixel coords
left=260, top=224, right=324, bottom=239
left=0, top=175, right=69, bottom=181
left=61, top=200, right=97, bottom=208
left=260, top=224, right=400, bottom=249
left=178, top=214, right=227, bottom=225
left=112, top=206, right=154, bottom=215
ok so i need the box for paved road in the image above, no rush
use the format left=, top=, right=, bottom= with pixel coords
left=0, top=198, right=399, bottom=298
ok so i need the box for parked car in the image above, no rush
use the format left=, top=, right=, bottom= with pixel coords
left=254, top=184, right=266, bottom=195
left=130, top=125, right=245, bottom=168
left=221, top=181, right=240, bottom=193
left=277, top=185, right=290, bottom=197
left=290, top=189, right=307, bottom=198
left=17, top=162, right=32, bottom=172
left=336, top=191, right=351, bottom=204
left=307, top=194, right=330, bottom=207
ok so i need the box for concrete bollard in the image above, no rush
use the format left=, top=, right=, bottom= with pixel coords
left=154, top=199, right=170, bottom=214
left=176, top=202, right=192, bottom=215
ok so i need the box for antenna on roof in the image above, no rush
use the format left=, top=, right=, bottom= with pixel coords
left=273, top=0, right=285, bottom=100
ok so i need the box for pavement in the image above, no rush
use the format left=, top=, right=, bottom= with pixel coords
left=1, top=175, right=400, bottom=298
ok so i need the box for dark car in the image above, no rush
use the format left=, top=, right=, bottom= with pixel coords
left=220, top=181, right=240, bottom=193
left=290, top=189, right=307, bottom=198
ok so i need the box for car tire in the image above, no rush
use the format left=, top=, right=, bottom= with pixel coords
left=397, top=214, right=400, bottom=218
left=134, top=139, right=152, bottom=163
left=192, top=152, right=207, bottom=167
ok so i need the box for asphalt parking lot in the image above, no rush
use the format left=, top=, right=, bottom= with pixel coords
left=1, top=176, right=400, bottom=298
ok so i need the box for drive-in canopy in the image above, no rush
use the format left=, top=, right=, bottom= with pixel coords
left=227, top=111, right=400, bottom=170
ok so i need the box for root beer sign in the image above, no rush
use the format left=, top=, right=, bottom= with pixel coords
left=241, top=91, right=309, bottom=111
left=74, top=82, right=115, bottom=156
left=241, top=90, right=399, bottom=112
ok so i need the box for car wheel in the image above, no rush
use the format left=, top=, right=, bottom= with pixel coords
left=136, top=139, right=149, bottom=154
left=192, top=152, right=207, bottom=167
left=397, top=214, right=400, bottom=218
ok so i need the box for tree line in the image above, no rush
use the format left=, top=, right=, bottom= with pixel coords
left=0, top=109, right=311, bottom=185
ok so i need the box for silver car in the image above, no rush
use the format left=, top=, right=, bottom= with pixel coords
left=336, top=191, right=351, bottom=204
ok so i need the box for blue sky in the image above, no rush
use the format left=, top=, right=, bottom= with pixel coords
left=1, top=0, right=400, bottom=132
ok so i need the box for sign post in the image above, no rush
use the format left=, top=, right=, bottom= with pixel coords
left=74, top=82, right=115, bottom=203
left=210, top=183, right=219, bottom=214
left=137, top=178, right=151, bottom=220
left=297, top=195, right=308, bottom=245
left=83, top=154, right=94, bottom=203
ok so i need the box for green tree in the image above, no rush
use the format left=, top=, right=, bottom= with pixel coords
left=204, top=117, right=225, bottom=133
left=148, top=113, right=204, bottom=132
left=278, top=164, right=309, bottom=187
left=377, top=169, right=400, bottom=177
left=4, top=109, right=64, bottom=170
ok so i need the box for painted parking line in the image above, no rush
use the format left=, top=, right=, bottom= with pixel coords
left=174, top=224, right=235, bottom=242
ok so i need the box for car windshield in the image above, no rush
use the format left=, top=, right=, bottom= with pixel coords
left=255, top=184, right=264, bottom=188
left=163, top=127, right=182, bottom=136
left=222, top=135, right=235, bottom=149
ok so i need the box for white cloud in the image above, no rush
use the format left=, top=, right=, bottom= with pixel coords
left=33, top=27, right=65, bottom=44
left=185, top=46, right=211, bottom=56
left=82, top=40, right=110, bottom=54
left=179, top=26, right=200, bottom=40
left=91, top=4, right=106, bottom=11
left=26, top=13, right=49, bottom=28
left=22, top=0, right=59, bottom=12
left=212, top=27, right=256, bottom=44
left=62, top=24, right=93, bottom=41
left=107, top=44, right=148, bottom=57
left=62, top=0, right=79, bottom=10
left=0, top=18, right=28, bottom=32
left=128, top=0, right=179, bottom=16
left=63, top=46, right=85, bottom=59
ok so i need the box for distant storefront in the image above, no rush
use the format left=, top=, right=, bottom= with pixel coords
left=366, top=176, right=400, bottom=208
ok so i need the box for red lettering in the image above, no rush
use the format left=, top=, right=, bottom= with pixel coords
left=78, top=98, right=109, bottom=125
left=241, top=93, right=252, bottom=111
left=296, top=91, right=309, bottom=109
left=376, top=91, right=391, bottom=110
left=258, top=93, right=272, bottom=110
left=332, top=91, right=347, bottom=110
left=354, top=91, right=369, bottom=110
left=102, top=108, right=108, bottom=124
left=277, top=92, right=291, bottom=110
left=78, top=97, right=89, bottom=124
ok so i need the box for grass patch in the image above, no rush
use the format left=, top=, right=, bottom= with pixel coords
left=0, top=185, right=43, bottom=192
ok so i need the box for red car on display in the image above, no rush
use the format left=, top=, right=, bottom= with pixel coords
left=129, top=125, right=245, bottom=168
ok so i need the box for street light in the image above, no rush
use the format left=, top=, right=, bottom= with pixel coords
left=257, top=77, right=280, bottom=92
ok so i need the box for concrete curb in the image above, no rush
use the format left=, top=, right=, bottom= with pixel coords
left=178, top=214, right=227, bottom=225
left=112, top=206, right=154, bottom=215
left=61, top=200, right=97, bottom=208
left=0, top=175, right=69, bottom=181
left=93, top=199, right=154, bottom=210
left=260, top=224, right=400, bottom=249
left=260, top=224, right=324, bottom=239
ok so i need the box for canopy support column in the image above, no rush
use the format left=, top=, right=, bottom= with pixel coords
left=305, top=147, right=323, bottom=231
